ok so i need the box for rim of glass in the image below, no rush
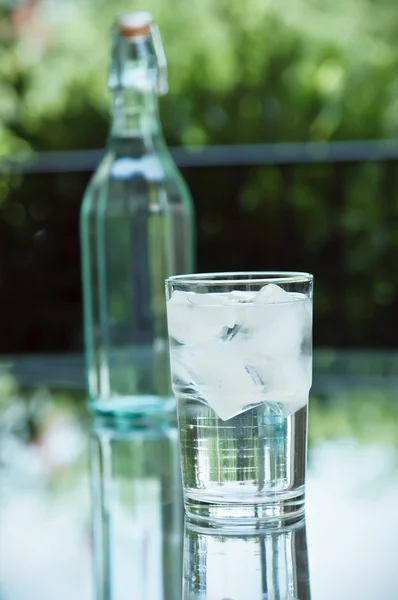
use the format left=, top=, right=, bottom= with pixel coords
left=166, top=271, right=313, bottom=286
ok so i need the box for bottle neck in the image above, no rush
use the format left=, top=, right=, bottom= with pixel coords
left=110, top=89, right=162, bottom=140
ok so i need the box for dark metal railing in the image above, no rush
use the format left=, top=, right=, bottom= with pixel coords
left=4, top=350, right=398, bottom=391
left=2, top=139, right=398, bottom=173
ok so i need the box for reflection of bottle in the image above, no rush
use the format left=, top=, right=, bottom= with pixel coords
left=90, top=415, right=183, bottom=600
left=80, top=12, right=195, bottom=415
left=183, top=518, right=311, bottom=600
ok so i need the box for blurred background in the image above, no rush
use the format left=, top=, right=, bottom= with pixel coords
left=1, top=0, right=398, bottom=354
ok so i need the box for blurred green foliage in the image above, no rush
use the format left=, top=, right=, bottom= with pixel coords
left=309, top=390, right=398, bottom=447
left=1, top=0, right=398, bottom=351
left=2, top=0, right=398, bottom=152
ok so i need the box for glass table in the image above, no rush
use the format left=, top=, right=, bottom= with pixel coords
left=1, top=350, right=398, bottom=600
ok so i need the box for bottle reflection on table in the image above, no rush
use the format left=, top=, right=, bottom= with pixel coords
left=90, top=414, right=183, bottom=600
left=183, top=517, right=310, bottom=600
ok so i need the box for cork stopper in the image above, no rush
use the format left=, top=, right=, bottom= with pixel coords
left=116, top=11, right=152, bottom=38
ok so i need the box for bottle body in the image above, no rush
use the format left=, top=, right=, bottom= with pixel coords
left=81, top=132, right=194, bottom=415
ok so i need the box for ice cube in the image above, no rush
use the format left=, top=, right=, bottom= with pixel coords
left=231, top=284, right=312, bottom=416
left=281, top=393, right=308, bottom=417
left=167, top=290, right=237, bottom=344
left=229, top=290, right=257, bottom=303
left=174, top=341, right=263, bottom=420
left=264, top=354, right=311, bottom=416
left=250, top=285, right=311, bottom=356
left=168, top=284, right=312, bottom=421
left=254, top=283, right=292, bottom=304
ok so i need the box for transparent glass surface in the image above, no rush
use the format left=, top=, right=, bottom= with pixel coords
left=165, top=272, right=313, bottom=523
left=2, top=351, right=398, bottom=599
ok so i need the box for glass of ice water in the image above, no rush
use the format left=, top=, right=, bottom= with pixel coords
left=165, top=272, right=313, bottom=524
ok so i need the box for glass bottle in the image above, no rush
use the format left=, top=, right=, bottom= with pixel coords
left=80, top=12, right=195, bottom=416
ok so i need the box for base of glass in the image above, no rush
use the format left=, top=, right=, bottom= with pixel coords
left=184, top=490, right=305, bottom=528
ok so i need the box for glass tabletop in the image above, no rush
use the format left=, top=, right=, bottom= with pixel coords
left=1, top=350, right=398, bottom=600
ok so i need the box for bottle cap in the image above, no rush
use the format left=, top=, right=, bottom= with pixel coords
left=116, top=11, right=152, bottom=38
left=111, top=12, right=168, bottom=95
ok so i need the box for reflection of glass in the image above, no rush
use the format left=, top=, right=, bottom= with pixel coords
left=90, top=415, right=183, bottom=600
left=183, top=518, right=310, bottom=600
left=165, top=272, right=313, bottom=523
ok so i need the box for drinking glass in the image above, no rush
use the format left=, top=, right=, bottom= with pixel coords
left=165, top=272, right=313, bottom=523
